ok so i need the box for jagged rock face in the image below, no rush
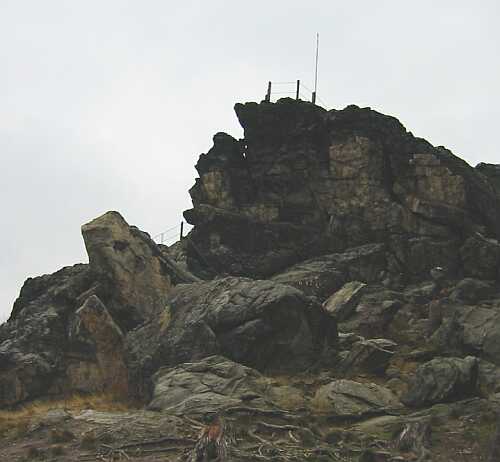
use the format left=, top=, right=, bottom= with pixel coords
left=460, top=233, right=500, bottom=280
left=0, top=212, right=193, bottom=406
left=68, top=295, right=128, bottom=397
left=271, top=243, right=385, bottom=301
left=125, top=276, right=337, bottom=398
left=476, top=163, right=500, bottom=199
left=0, top=264, right=95, bottom=406
left=82, top=211, right=173, bottom=329
left=184, top=99, right=500, bottom=280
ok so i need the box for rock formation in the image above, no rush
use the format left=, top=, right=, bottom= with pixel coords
left=184, top=99, right=500, bottom=284
left=2, top=98, right=500, bottom=461
left=0, top=211, right=194, bottom=406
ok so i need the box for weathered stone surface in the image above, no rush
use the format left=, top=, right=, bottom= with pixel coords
left=338, top=285, right=405, bottom=338
left=0, top=350, right=53, bottom=407
left=402, top=356, right=478, bottom=407
left=184, top=100, right=500, bottom=281
left=0, top=211, right=197, bottom=406
left=68, top=295, right=128, bottom=396
left=340, top=338, right=397, bottom=374
left=82, top=211, right=197, bottom=329
left=0, top=264, right=95, bottom=406
left=270, top=243, right=386, bottom=300
left=312, top=379, right=402, bottom=418
left=447, top=302, right=500, bottom=366
left=429, top=313, right=465, bottom=356
left=478, top=360, right=500, bottom=395
left=270, top=257, right=346, bottom=300
left=449, top=278, right=497, bottom=304
left=148, top=355, right=268, bottom=415
left=476, top=162, right=500, bottom=199
left=323, top=281, right=367, bottom=321
left=126, top=277, right=337, bottom=393
left=460, top=233, right=500, bottom=280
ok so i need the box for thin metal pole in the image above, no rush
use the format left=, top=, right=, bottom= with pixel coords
left=180, top=221, right=184, bottom=240
left=296, top=80, right=300, bottom=100
left=313, top=33, right=319, bottom=103
left=265, top=81, right=272, bottom=102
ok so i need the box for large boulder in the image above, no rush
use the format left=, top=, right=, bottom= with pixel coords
left=402, top=356, right=479, bottom=407
left=82, top=211, right=197, bottom=329
left=339, top=338, right=397, bottom=375
left=148, top=355, right=269, bottom=415
left=337, top=285, right=405, bottom=338
left=184, top=100, right=500, bottom=281
left=440, top=302, right=500, bottom=366
left=126, top=276, right=337, bottom=395
left=312, top=379, right=402, bottom=418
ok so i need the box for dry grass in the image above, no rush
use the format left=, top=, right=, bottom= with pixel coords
left=0, top=392, right=136, bottom=439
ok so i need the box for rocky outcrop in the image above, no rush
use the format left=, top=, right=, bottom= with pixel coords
left=0, top=212, right=194, bottom=406
left=0, top=264, right=95, bottom=406
left=184, top=99, right=500, bottom=281
left=148, top=355, right=269, bottom=415
left=459, top=233, right=500, bottom=280
left=339, top=338, right=397, bottom=375
left=126, top=276, right=337, bottom=394
left=271, top=243, right=385, bottom=300
left=82, top=211, right=197, bottom=329
left=402, top=356, right=479, bottom=407
left=476, top=163, right=500, bottom=199
left=312, top=379, right=402, bottom=418
left=3, top=99, right=500, bottom=461
left=68, top=295, right=128, bottom=397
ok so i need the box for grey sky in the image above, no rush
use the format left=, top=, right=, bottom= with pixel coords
left=1, top=1, right=499, bottom=322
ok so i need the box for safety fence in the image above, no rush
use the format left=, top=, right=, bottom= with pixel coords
left=264, top=80, right=328, bottom=107
left=152, top=221, right=192, bottom=246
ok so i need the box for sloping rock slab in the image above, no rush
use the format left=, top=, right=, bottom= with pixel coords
left=312, top=379, right=403, bottom=418
left=271, top=243, right=386, bottom=301
left=148, top=355, right=269, bottom=415
left=402, top=356, right=478, bottom=407
left=324, top=281, right=367, bottom=321
left=126, top=277, right=337, bottom=382
left=340, top=338, right=397, bottom=374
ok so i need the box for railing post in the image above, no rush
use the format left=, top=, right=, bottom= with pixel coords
left=265, top=81, right=272, bottom=102
left=180, top=221, right=184, bottom=240
left=296, top=80, right=300, bottom=100
left=312, top=91, right=316, bottom=104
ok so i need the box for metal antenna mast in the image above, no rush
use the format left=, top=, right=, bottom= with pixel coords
left=312, top=33, right=319, bottom=104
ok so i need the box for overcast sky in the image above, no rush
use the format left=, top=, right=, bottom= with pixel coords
left=1, top=0, right=499, bottom=322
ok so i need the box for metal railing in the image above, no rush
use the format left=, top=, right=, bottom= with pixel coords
left=264, top=80, right=328, bottom=107
left=152, top=221, right=192, bottom=246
